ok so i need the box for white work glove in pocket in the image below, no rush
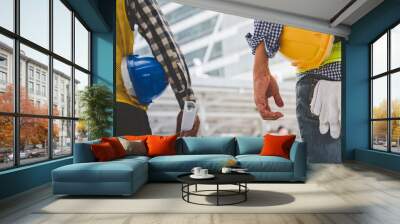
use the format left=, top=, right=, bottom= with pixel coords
left=310, top=80, right=341, bottom=139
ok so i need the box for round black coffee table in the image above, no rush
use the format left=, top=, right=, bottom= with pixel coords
left=177, top=173, right=255, bottom=206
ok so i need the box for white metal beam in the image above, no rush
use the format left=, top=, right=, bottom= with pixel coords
left=173, top=0, right=351, bottom=37
left=330, top=0, right=368, bottom=27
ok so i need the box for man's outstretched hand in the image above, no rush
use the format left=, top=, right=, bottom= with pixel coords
left=253, top=42, right=284, bottom=120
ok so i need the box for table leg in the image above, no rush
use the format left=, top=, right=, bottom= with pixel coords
left=187, top=184, right=190, bottom=202
left=245, top=183, right=247, bottom=201
left=217, top=184, right=219, bottom=206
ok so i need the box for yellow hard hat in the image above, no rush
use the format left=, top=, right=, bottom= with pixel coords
left=279, top=26, right=335, bottom=71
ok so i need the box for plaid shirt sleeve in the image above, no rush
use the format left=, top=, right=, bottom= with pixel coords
left=245, top=20, right=283, bottom=58
left=125, top=0, right=195, bottom=109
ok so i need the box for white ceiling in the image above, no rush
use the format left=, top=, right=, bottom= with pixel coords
left=173, top=0, right=384, bottom=37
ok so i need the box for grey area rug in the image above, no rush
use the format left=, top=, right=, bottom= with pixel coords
left=37, top=183, right=362, bottom=214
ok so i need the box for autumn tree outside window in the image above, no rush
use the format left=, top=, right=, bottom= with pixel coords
left=0, top=0, right=91, bottom=170
left=370, top=23, right=400, bottom=153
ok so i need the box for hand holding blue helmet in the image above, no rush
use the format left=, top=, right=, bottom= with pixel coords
left=121, top=54, right=168, bottom=105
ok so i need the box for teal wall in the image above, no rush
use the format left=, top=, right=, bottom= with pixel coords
left=0, top=158, right=72, bottom=199
left=345, top=0, right=400, bottom=171
left=0, top=0, right=115, bottom=200
left=91, top=0, right=115, bottom=135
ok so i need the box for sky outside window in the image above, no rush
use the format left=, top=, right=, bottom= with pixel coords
left=0, top=0, right=14, bottom=31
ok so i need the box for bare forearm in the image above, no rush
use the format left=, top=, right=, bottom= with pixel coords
left=253, top=41, right=271, bottom=79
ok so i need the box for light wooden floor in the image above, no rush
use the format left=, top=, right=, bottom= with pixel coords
left=1, top=162, right=400, bottom=224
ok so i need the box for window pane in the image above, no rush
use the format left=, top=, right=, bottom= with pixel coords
left=165, top=5, right=202, bottom=25
left=391, top=72, right=400, bottom=118
left=391, top=120, right=400, bottom=153
left=75, top=18, right=89, bottom=70
left=53, top=0, right=72, bottom=60
left=372, top=121, right=388, bottom=151
left=372, top=77, right=387, bottom=119
left=20, top=0, right=49, bottom=49
left=53, top=59, right=72, bottom=117
left=175, top=17, right=218, bottom=45
left=20, top=117, right=49, bottom=165
left=0, top=116, right=14, bottom=170
left=391, top=24, right=400, bottom=70
left=0, top=35, right=14, bottom=112
left=75, top=120, right=88, bottom=143
left=0, top=0, right=14, bottom=31
left=372, top=33, right=387, bottom=76
left=53, top=119, right=72, bottom=157
left=74, top=69, right=89, bottom=118
left=20, top=44, right=49, bottom=115
left=185, top=47, right=206, bottom=67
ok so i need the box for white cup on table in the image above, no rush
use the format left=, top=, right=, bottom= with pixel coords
left=191, top=167, right=202, bottom=176
left=199, top=169, right=208, bottom=176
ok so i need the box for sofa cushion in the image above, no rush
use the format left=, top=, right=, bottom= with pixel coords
left=236, top=136, right=263, bottom=155
left=178, top=137, right=236, bottom=155
left=118, top=137, right=147, bottom=156
left=236, top=155, right=293, bottom=172
left=115, top=155, right=150, bottom=163
left=149, top=154, right=235, bottom=172
left=147, top=135, right=178, bottom=157
left=101, top=137, right=127, bottom=158
left=53, top=158, right=147, bottom=183
left=260, top=134, right=296, bottom=159
left=73, top=140, right=100, bottom=163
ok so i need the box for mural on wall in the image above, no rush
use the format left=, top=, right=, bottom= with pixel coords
left=115, top=0, right=342, bottom=163
left=115, top=0, right=199, bottom=137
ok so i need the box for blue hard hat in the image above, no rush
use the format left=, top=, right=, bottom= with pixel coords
left=121, top=54, right=168, bottom=105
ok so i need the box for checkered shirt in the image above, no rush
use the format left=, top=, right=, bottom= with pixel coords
left=125, top=0, right=195, bottom=109
left=246, top=20, right=342, bottom=81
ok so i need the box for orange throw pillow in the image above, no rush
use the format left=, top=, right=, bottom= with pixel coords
left=91, top=142, right=117, bottom=161
left=101, top=137, right=126, bottom=158
left=260, top=134, right=296, bottom=159
left=146, top=135, right=177, bottom=157
left=124, top=135, right=148, bottom=141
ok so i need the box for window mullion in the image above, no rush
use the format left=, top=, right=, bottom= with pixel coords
left=48, top=0, right=54, bottom=160
left=13, top=0, right=21, bottom=167
left=370, top=45, right=373, bottom=149
left=71, top=11, right=76, bottom=155
left=388, top=30, right=391, bottom=152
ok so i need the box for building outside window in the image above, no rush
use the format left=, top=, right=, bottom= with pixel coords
left=28, top=81, right=34, bottom=94
left=0, top=0, right=91, bottom=170
left=28, top=67, right=34, bottom=80
left=41, top=73, right=46, bottom=83
left=0, top=54, right=7, bottom=67
left=371, top=23, right=400, bottom=153
left=41, top=85, right=46, bottom=97
left=35, top=83, right=40, bottom=95
left=0, top=54, right=7, bottom=90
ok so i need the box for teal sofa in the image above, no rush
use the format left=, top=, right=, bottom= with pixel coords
left=52, top=136, right=306, bottom=196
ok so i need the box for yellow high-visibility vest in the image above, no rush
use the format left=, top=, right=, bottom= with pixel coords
left=279, top=26, right=341, bottom=73
left=116, top=0, right=147, bottom=110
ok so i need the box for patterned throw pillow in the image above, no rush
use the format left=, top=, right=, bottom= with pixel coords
left=118, top=137, right=147, bottom=156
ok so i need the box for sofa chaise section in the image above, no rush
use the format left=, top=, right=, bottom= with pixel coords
left=52, top=142, right=149, bottom=196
